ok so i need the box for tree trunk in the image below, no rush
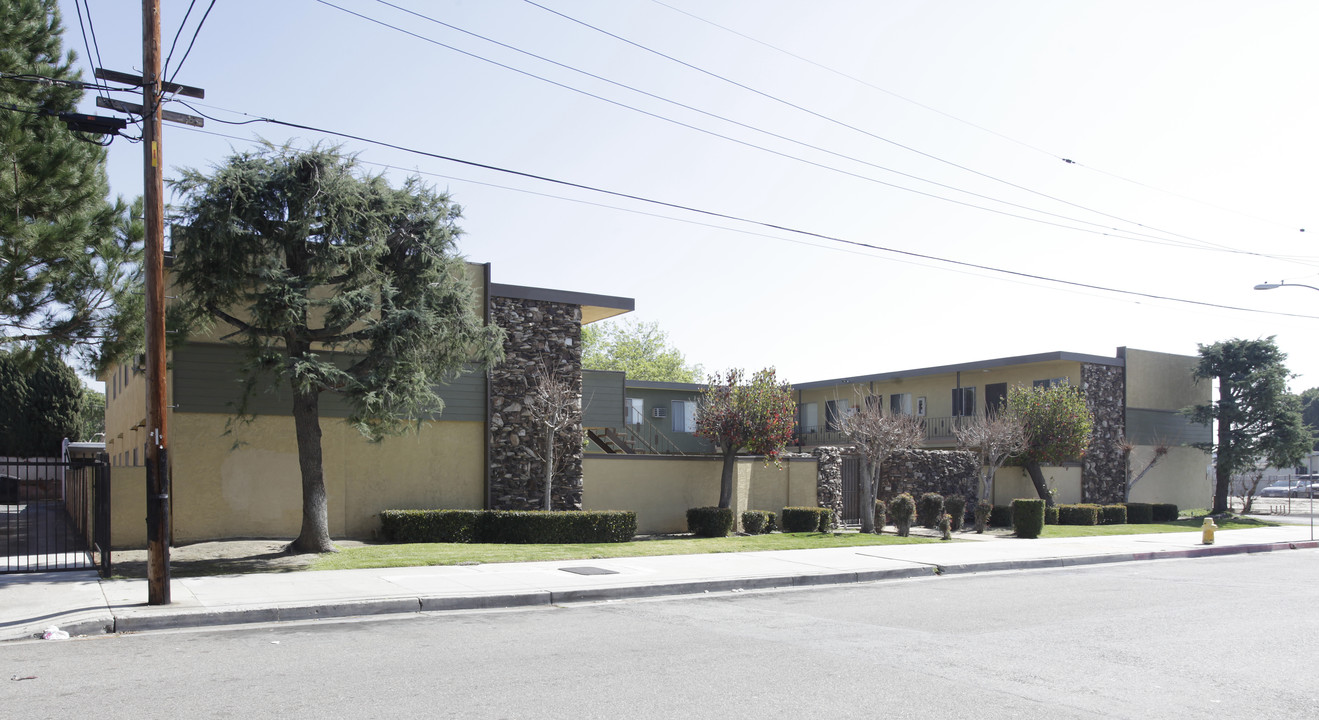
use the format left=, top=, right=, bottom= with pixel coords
left=289, top=382, right=336, bottom=554
left=1025, top=461, right=1055, bottom=507
left=859, top=460, right=876, bottom=534
left=543, top=426, right=555, bottom=512
left=1212, top=404, right=1232, bottom=514
left=717, top=447, right=736, bottom=508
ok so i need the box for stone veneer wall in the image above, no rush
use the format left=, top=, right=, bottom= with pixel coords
left=488, top=297, right=583, bottom=511
left=1080, top=362, right=1126, bottom=504
left=813, top=446, right=844, bottom=525
left=877, top=449, right=979, bottom=503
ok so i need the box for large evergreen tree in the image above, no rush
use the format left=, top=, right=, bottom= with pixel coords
left=0, top=350, right=85, bottom=456
left=170, top=144, right=504, bottom=553
left=0, top=0, right=142, bottom=368
left=1186, top=337, right=1311, bottom=515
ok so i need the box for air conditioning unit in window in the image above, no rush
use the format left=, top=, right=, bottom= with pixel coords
left=652, top=407, right=667, bottom=418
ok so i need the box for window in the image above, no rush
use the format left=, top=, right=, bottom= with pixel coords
left=889, top=393, right=913, bottom=415
left=801, top=402, right=819, bottom=433
left=825, top=399, right=851, bottom=432
left=952, top=387, right=976, bottom=417
left=672, top=400, right=697, bottom=433
left=1033, top=377, right=1069, bottom=389
left=985, top=382, right=1008, bottom=416
left=625, top=398, right=644, bottom=425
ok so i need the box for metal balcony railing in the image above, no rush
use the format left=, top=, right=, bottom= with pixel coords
left=795, top=415, right=967, bottom=447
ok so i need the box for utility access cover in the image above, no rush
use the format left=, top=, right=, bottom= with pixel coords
left=558, top=566, right=619, bottom=576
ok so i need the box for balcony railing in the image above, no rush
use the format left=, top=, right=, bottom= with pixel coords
left=795, top=415, right=967, bottom=447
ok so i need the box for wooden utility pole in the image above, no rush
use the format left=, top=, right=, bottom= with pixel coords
left=142, top=0, right=170, bottom=605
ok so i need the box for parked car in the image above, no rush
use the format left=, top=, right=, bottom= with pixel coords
left=1259, top=480, right=1297, bottom=498
left=1290, top=482, right=1319, bottom=498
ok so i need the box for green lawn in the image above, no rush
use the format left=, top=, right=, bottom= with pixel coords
left=311, top=532, right=939, bottom=571
left=1033, top=516, right=1274, bottom=538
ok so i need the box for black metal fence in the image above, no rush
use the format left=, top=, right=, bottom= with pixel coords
left=1, top=455, right=111, bottom=576
left=840, top=455, right=861, bottom=524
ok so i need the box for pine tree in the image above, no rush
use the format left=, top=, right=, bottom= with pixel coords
left=0, top=0, right=142, bottom=368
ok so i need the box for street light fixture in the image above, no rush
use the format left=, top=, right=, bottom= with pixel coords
left=1255, top=281, right=1319, bottom=292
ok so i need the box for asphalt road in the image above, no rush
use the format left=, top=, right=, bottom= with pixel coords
left=3, top=551, right=1316, bottom=719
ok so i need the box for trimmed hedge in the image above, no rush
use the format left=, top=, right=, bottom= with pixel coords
left=741, top=510, right=776, bottom=535
left=1124, top=502, right=1153, bottom=524
left=1044, top=505, right=1059, bottom=525
left=873, top=500, right=887, bottom=535
left=1100, top=504, right=1128, bottom=525
left=380, top=509, right=636, bottom=544
left=973, top=500, right=992, bottom=533
left=989, top=504, right=1013, bottom=528
left=944, top=496, right=966, bottom=532
left=688, top=507, right=735, bottom=537
left=890, top=493, right=916, bottom=537
left=1057, top=503, right=1100, bottom=526
left=1012, top=498, right=1045, bottom=539
left=782, top=506, right=833, bottom=533
left=917, top=492, right=945, bottom=529
left=1152, top=503, right=1179, bottom=522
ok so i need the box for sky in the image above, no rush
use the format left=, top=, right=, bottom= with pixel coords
left=54, top=0, right=1319, bottom=391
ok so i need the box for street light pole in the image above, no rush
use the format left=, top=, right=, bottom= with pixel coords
left=1254, top=281, right=1319, bottom=293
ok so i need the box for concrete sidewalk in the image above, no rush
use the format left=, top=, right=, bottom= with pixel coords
left=3, top=525, right=1315, bottom=642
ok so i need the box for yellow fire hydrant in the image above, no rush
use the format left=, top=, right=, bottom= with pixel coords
left=1201, top=517, right=1217, bottom=545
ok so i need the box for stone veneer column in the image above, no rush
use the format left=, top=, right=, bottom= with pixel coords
left=813, top=446, right=844, bottom=525
left=1081, top=363, right=1126, bottom=504
left=488, top=296, right=583, bottom=511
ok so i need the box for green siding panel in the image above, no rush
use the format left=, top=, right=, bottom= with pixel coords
left=1125, top=408, right=1211, bottom=446
left=583, top=370, right=624, bottom=428
left=173, top=343, right=487, bottom=422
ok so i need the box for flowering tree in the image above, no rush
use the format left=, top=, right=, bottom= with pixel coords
left=954, top=411, right=1029, bottom=502
left=840, top=405, right=925, bottom=533
left=695, top=368, right=796, bottom=508
left=1007, top=384, right=1094, bottom=507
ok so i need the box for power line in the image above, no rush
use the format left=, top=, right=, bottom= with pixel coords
left=163, top=0, right=200, bottom=82
left=522, top=0, right=1292, bottom=258
left=165, top=106, right=1319, bottom=322
left=327, top=0, right=1314, bottom=265
left=72, top=0, right=108, bottom=103
left=166, top=0, right=217, bottom=88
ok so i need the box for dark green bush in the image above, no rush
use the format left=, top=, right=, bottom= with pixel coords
left=781, top=506, right=833, bottom=532
left=1012, top=498, right=1045, bottom=538
left=482, top=510, right=637, bottom=543
left=764, top=511, right=779, bottom=533
left=380, top=509, right=482, bottom=543
left=1044, top=505, right=1059, bottom=525
left=989, top=504, right=1014, bottom=528
left=873, top=500, right=887, bottom=535
left=889, top=493, right=916, bottom=537
left=1057, top=503, right=1100, bottom=526
left=944, top=496, right=966, bottom=532
left=741, top=510, right=772, bottom=535
left=688, top=507, right=735, bottom=537
left=1100, top=504, right=1128, bottom=525
left=1152, top=503, right=1179, bottom=522
left=1124, top=502, right=1153, bottom=524
left=917, top=492, right=945, bottom=528
left=380, top=509, right=636, bottom=544
left=937, top=513, right=952, bottom=540
left=973, top=500, right=992, bottom=533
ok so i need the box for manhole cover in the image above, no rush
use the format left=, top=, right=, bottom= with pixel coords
left=559, top=566, right=619, bottom=576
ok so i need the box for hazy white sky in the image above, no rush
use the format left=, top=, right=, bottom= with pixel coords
left=59, top=0, right=1319, bottom=390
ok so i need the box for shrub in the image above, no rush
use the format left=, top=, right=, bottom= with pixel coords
left=973, top=500, right=992, bottom=533
left=917, top=492, right=945, bottom=528
left=944, top=496, right=966, bottom=532
left=741, top=510, right=772, bottom=535
left=1012, top=498, right=1045, bottom=538
left=379, top=509, right=637, bottom=544
left=482, top=510, right=637, bottom=543
left=688, top=507, right=735, bottom=537
left=1124, top=502, right=1153, bottom=524
left=1100, top=504, right=1128, bottom=525
left=764, top=511, right=779, bottom=533
left=873, top=500, right=887, bottom=535
left=989, top=504, right=1014, bottom=528
left=782, top=506, right=833, bottom=533
left=1044, top=505, right=1059, bottom=525
left=380, top=509, right=482, bottom=543
left=1152, top=503, right=1179, bottom=522
left=889, top=493, right=916, bottom=537
left=1057, top=503, right=1100, bottom=526
left=937, top=513, right=952, bottom=541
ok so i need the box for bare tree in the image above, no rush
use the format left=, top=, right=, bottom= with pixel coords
left=1233, top=466, right=1266, bottom=515
left=839, top=406, right=924, bottom=533
left=523, top=363, right=581, bottom=511
left=954, top=412, right=1028, bottom=502
left=1118, top=435, right=1171, bottom=502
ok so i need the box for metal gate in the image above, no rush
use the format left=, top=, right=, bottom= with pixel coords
left=840, top=455, right=861, bottom=525
left=1, top=454, right=111, bottom=576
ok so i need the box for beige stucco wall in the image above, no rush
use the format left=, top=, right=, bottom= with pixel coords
left=110, top=466, right=145, bottom=548
left=101, top=353, right=173, bottom=470
left=1128, top=445, right=1212, bottom=510
left=991, top=465, right=1083, bottom=505
left=1124, top=348, right=1205, bottom=411
left=582, top=455, right=818, bottom=534
left=119, top=412, right=487, bottom=545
